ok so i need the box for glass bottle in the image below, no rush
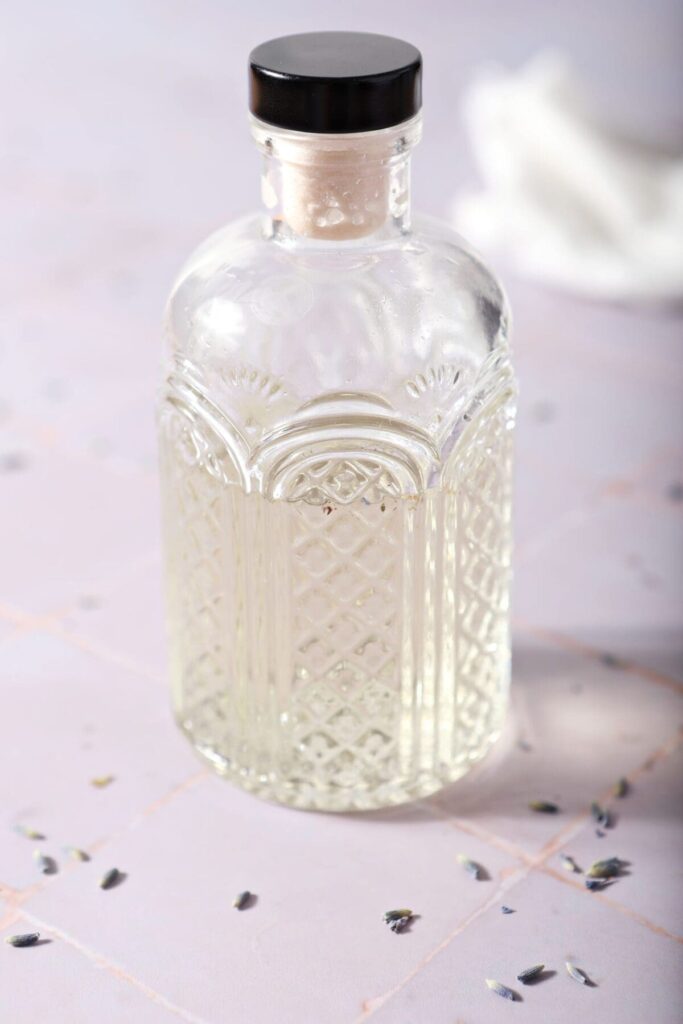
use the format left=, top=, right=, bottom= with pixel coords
left=158, top=32, right=516, bottom=811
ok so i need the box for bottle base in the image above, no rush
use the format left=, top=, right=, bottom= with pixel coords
left=180, top=714, right=506, bottom=813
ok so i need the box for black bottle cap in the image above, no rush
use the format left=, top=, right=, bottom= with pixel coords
left=249, top=32, right=422, bottom=134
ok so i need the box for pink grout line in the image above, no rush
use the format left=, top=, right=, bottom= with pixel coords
left=420, top=710, right=683, bottom=872
left=0, top=601, right=60, bottom=633
left=515, top=437, right=683, bottom=568
left=16, top=908, right=215, bottom=1024
left=521, top=622, right=683, bottom=696
left=526, top=726, right=683, bottom=943
left=357, top=772, right=682, bottom=1023
left=47, top=623, right=164, bottom=685
left=427, top=808, right=535, bottom=865
left=539, top=864, right=683, bottom=944
left=354, top=863, right=533, bottom=1022
left=358, top=725, right=683, bottom=1021
left=0, top=595, right=165, bottom=685
left=0, top=770, right=210, bottom=904
left=87, top=770, right=210, bottom=856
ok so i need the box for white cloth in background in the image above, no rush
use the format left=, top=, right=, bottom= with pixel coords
left=453, top=53, right=683, bottom=302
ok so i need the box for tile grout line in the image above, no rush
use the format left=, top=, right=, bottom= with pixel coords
left=1, top=772, right=209, bottom=903
left=514, top=439, right=683, bottom=569
left=87, top=770, right=210, bottom=856
left=47, top=622, right=165, bottom=685
left=426, top=805, right=535, bottom=865
left=17, top=907, right=216, bottom=1024
left=538, top=865, right=683, bottom=944
left=360, top=724, right=683, bottom=1020
left=354, top=864, right=533, bottom=1023
left=525, top=725, right=683, bottom=944
left=520, top=622, right=683, bottom=696
left=416, top=721, right=683, bottom=872
left=0, top=598, right=165, bottom=686
left=2, top=516, right=679, bottom=1014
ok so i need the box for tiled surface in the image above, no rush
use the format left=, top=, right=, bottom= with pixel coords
left=364, top=872, right=683, bottom=1024
left=1, top=449, right=160, bottom=616
left=558, top=743, right=683, bottom=940
left=25, top=784, right=521, bottom=1024
left=431, top=640, right=683, bottom=857
left=1, top=2, right=682, bottom=1022
left=1, top=916, right=186, bottom=1024
left=1, top=633, right=199, bottom=891
left=58, top=554, right=168, bottom=682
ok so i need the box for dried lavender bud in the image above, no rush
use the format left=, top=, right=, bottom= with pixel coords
left=389, top=916, right=411, bottom=933
left=566, top=962, right=589, bottom=985
left=33, top=850, right=55, bottom=875
left=91, top=775, right=115, bottom=788
left=586, top=857, right=623, bottom=879
left=486, top=979, right=517, bottom=1001
left=529, top=800, right=559, bottom=814
left=613, top=777, right=629, bottom=798
left=64, top=846, right=90, bottom=862
left=599, top=652, right=625, bottom=669
left=5, top=933, right=40, bottom=947
left=585, top=878, right=610, bottom=892
left=590, top=802, right=611, bottom=828
left=500, top=905, right=515, bottom=914
left=383, top=908, right=412, bottom=922
left=233, top=891, right=252, bottom=910
left=457, top=854, right=483, bottom=879
left=13, top=825, right=45, bottom=841
left=517, top=964, right=545, bottom=983
left=99, top=867, right=122, bottom=890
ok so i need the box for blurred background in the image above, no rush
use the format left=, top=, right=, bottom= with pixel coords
left=2, top=0, right=681, bottom=662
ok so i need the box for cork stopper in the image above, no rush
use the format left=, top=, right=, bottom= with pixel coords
left=255, top=117, right=419, bottom=241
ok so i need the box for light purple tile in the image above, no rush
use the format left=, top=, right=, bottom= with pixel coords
left=24, top=777, right=520, bottom=1024
left=515, top=496, right=683, bottom=636
left=0, top=448, right=160, bottom=615
left=0, top=616, right=21, bottom=644
left=59, top=554, right=168, bottom=682
left=41, top=387, right=160, bottom=476
left=511, top=281, right=683, bottom=492
left=554, top=743, right=683, bottom=939
left=366, top=870, right=683, bottom=1024
left=0, top=632, right=199, bottom=890
left=0, top=305, right=160, bottom=441
left=428, top=637, right=683, bottom=857
left=0, top=917, right=184, bottom=1024
left=511, top=278, right=683, bottom=558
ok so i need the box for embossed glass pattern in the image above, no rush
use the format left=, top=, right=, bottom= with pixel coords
left=159, top=113, right=516, bottom=810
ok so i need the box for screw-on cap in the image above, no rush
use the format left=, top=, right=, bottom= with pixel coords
left=249, top=32, right=422, bottom=134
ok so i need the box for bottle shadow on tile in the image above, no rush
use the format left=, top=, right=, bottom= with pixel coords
left=336, top=633, right=680, bottom=825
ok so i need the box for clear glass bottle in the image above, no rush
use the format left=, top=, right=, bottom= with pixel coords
left=158, top=33, right=516, bottom=811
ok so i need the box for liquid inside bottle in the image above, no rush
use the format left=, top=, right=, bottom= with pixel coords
left=160, top=385, right=513, bottom=810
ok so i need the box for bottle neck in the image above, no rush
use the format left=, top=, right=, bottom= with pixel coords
left=251, top=114, right=421, bottom=243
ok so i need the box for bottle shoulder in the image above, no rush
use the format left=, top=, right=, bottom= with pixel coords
left=170, top=212, right=509, bottom=337
left=163, top=211, right=514, bottom=451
